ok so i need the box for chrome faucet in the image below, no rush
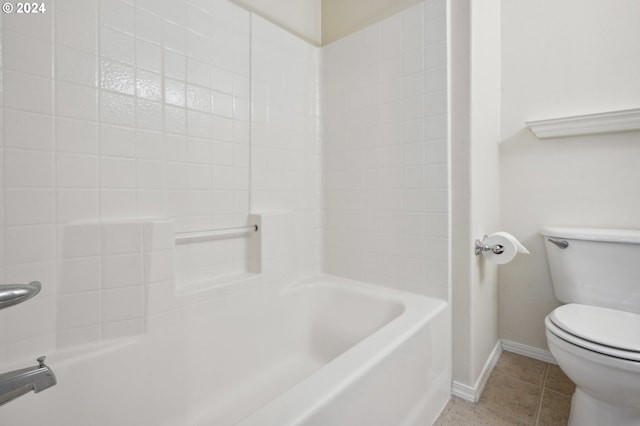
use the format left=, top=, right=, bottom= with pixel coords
left=0, top=356, right=57, bottom=406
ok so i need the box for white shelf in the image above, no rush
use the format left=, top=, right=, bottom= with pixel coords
left=525, top=108, right=640, bottom=139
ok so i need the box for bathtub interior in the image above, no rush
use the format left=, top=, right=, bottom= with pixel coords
left=173, top=282, right=407, bottom=425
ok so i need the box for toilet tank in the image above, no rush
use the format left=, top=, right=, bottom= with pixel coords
left=540, top=226, right=640, bottom=314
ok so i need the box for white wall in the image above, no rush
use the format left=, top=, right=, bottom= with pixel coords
left=499, top=0, right=640, bottom=350
left=451, top=0, right=502, bottom=393
left=322, top=1, right=449, bottom=299
left=469, top=0, right=501, bottom=383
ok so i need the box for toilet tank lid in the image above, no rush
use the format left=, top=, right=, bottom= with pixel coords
left=550, top=304, right=640, bottom=353
left=540, top=226, right=640, bottom=244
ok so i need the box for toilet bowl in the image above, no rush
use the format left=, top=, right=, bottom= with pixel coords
left=540, top=226, right=640, bottom=426
left=544, top=304, right=640, bottom=426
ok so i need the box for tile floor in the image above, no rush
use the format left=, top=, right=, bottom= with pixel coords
left=435, top=351, right=575, bottom=426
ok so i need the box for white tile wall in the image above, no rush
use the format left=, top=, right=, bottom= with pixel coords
left=322, top=0, right=448, bottom=298
left=250, top=16, right=322, bottom=277
left=0, top=0, right=254, bottom=362
left=52, top=219, right=176, bottom=348
left=0, top=0, right=449, bottom=363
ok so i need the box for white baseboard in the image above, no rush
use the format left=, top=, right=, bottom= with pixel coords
left=451, top=340, right=502, bottom=403
left=451, top=380, right=476, bottom=403
left=501, top=339, right=556, bottom=364
left=451, top=339, right=556, bottom=403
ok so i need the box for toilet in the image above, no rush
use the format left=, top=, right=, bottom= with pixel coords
left=540, top=226, right=640, bottom=426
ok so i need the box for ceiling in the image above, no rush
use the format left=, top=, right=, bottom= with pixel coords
left=231, top=0, right=423, bottom=46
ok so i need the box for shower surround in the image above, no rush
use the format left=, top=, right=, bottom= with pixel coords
left=0, top=0, right=449, bottom=423
left=322, top=0, right=448, bottom=298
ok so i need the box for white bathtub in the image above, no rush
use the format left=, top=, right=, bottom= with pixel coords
left=0, top=276, right=450, bottom=425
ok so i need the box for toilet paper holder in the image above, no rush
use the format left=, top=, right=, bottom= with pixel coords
left=474, top=236, right=505, bottom=256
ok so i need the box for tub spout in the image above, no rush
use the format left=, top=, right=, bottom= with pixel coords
left=0, top=356, right=57, bottom=406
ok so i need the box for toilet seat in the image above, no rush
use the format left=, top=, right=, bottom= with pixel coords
left=547, top=304, right=640, bottom=362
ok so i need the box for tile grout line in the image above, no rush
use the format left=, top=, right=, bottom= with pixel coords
left=533, top=362, right=550, bottom=426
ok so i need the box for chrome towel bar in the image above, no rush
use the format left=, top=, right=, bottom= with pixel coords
left=175, top=225, right=259, bottom=244
left=0, top=281, right=42, bottom=311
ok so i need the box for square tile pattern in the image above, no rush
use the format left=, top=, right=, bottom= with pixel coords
left=436, top=352, right=575, bottom=426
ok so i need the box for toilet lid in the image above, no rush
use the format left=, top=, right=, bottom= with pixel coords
left=550, top=304, right=640, bottom=353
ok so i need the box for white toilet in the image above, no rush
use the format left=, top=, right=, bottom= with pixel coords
left=540, top=226, right=640, bottom=426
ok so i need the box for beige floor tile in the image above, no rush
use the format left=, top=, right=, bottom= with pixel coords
left=544, top=364, right=575, bottom=396
left=479, top=372, right=542, bottom=425
left=434, top=354, right=576, bottom=426
left=494, top=351, right=547, bottom=386
left=537, top=389, right=571, bottom=426
left=434, top=397, right=529, bottom=426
